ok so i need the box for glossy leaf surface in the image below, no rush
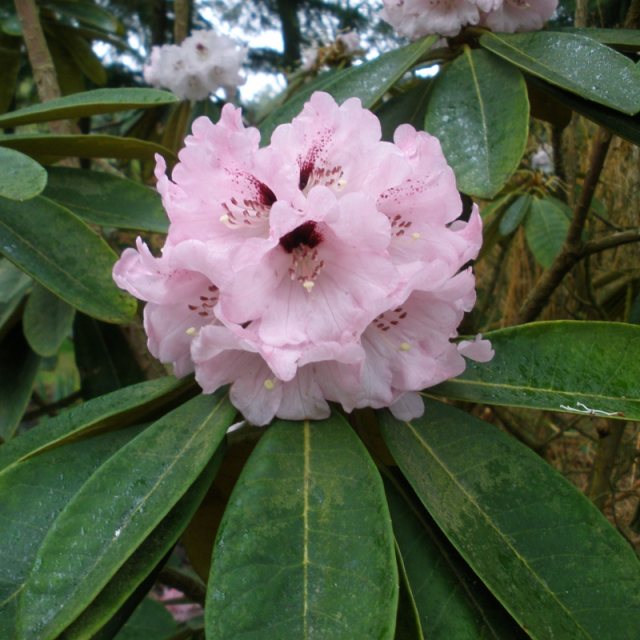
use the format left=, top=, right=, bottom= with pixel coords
left=0, top=426, right=142, bottom=636
left=385, top=479, right=525, bottom=639
left=206, top=415, right=398, bottom=639
left=424, top=48, right=529, bottom=198
left=0, top=196, right=136, bottom=323
left=499, top=193, right=532, bottom=236
left=0, top=147, right=46, bottom=201
left=61, top=452, right=222, bottom=640
left=0, top=88, right=176, bottom=128
left=380, top=399, right=640, bottom=640
left=44, top=167, right=168, bottom=232
left=260, top=36, right=437, bottom=141
left=480, top=32, right=640, bottom=115
left=0, top=376, right=188, bottom=476
left=432, top=321, right=640, bottom=420
left=18, top=392, right=235, bottom=640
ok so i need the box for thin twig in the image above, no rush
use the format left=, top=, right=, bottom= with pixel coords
left=582, top=229, right=640, bottom=257
left=516, top=129, right=613, bottom=323
left=14, top=0, right=71, bottom=135
left=158, top=567, right=206, bottom=605
left=174, top=0, right=190, bottom=44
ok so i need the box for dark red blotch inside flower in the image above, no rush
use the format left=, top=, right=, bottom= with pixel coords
left=279, top=221, right=322, bottom=253
left=299, top=160, right=314, bottom=190
left=258, top=182, right=277, bottom=206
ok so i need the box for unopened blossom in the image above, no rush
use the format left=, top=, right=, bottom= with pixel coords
left=381, top=0, right=557, bottom=38
left=143, top=30, right=246, bottom=101
left=114, top=92, right=491, bottom=425
left=301, top=31, right=362, bottom=71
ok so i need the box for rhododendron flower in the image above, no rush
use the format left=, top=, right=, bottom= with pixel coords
left=143, top=30, right=246, bottom=101
left=381, top=0, right=557, bottom=38
left=113, top=92, right=492, bottom=425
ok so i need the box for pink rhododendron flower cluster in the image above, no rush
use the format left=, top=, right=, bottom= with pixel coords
left=143, top=30, right=247, bottom=101
left=381, top=0, right=557, bottom=39
left=113, top=92, right=492, bottom=425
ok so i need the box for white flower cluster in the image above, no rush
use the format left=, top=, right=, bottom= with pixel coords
left=381, top=0, right=558, bottom=39
left=143, top=30, right=247, bottom=101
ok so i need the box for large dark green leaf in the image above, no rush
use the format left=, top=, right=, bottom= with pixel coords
left=0, top=196, right=136, bottom=323
left=260, top=36, right=437, bottom=142
left=0, top=425, right=142, bottom=637
left=44, top=167, right=168, bottom=233
left=523, top=196, right=570, bottom=268
left=380, top=399, right=640, bottom=640
left=44, top=0, right=125, bottom=35
left=557, top=28, right=640, bottom=50
left=0, top=376, right=190, bottom=475
left=206, top=415, right=398, bottom=639
left=0, top=134, right=176, bottom=163
left=375, top=80, right=432, bottom=142
left=432, top=321, right=640, bottom=421
left=23, top=284, right=75, bottom=357
left=385, top=478, right=525, bottom=639
left=527, top=77, right=640, bottom=147
left=0, top=324, right=40, bottom=441
left=0, top=88, right=177, bottom=128
left=73, top=313, right=145, bottom=399
left=480, top=32, right=640, bottom=115
left=61, top=451, right=222, bottom=639
left=0, top=147, right=46, bottom=201
left=424, top=48, right=529, bottom=199
left=17, top=392, right=235, bottom=640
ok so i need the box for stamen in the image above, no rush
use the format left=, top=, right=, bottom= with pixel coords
left=263, top=378, right=275, bottom=390
left=186, top=327, right=198, bottom=336
left=411, top=232, right=421, bottom=240
left=400, top=342, right=411, bottom=351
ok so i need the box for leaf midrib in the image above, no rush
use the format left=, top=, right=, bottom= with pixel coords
left=402, top=419, right=591, bottom=639
left=26, top=395, right=228, bottom=639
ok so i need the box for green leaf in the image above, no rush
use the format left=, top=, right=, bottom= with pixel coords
left=0, top=425, right=142, bottom=636
left=0, top=133, right=176, bottom=163
left=480, top=32, right=640, bottom=116
left=380, top=399, right=640, bottom=640
left=206, top=415, right=398, bottom=639
left=44, top=167, right=168, bottom=233
left=0, top=324, right=40, bottom=441
left=73, top=313, right=145, bottom=399
left=0, top=88, right=177, bottom=128
left=18, top=392, right=235, bottom=640
left=557, top=28, right=640, bottom=50
left=385, top=478, right=525, bottom=639
left=23, top=284, right=75, bottom=356
left=0, top=148, right=47, bottom=201
left=49, top=26, right=106, bottom=86
left=44, top=0, right=124, bottom=35
left=112, top=599, right=177, bottom=640
left=432, top=320, right=640, bottom=421
left=375, top=80, right=432, bottom=142
left=260, top=36, right=437, bottom=142
left=499, top=193, right=532, bottom=236
left=0, top=34, right=21, bottom=114
left=61, top=452, right=222, bottom=639
left=524, top=196, right=570, bottom=268
left=526, top=77, right=640, bottom=147
left=0, top=376, right=190, bottom=476
left=0, top=258, right=31, bottom=303
left=0, top=196, right=136, bottom=323
left=424, top=48, right=529, bottom=199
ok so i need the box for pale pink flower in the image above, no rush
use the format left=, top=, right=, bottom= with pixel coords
left=143, top=30, right=246, bottom=101
left=381, top=0, right=501, bottom=39
left=380, top=0, right=556, bottom=38
left=113, top=92, right=490, bottom=425
left=480, top=0, right=557, bottom=33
